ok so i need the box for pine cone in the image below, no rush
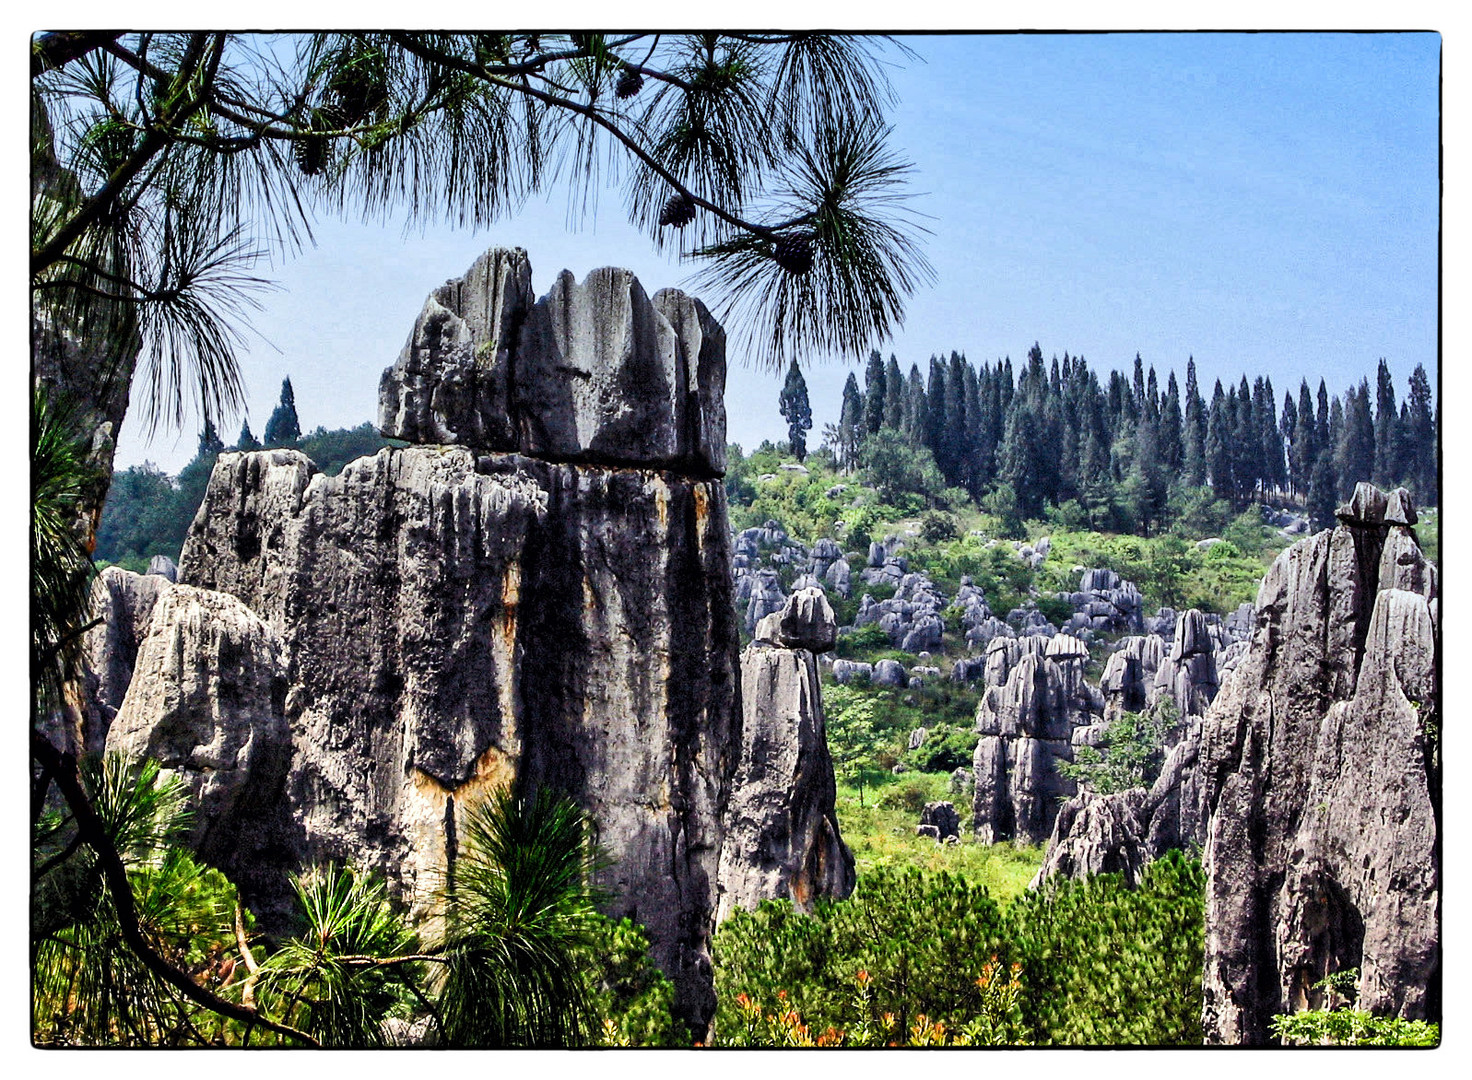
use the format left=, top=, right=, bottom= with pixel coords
left=658, top=193, right=696, bottom=228
left=616, top=67, right=644, bottom=99
left=773, top=233, right=815, bottom=276
left=294, top=135, right=327, bottom=176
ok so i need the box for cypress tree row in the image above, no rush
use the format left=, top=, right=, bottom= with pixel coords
left=792, top=348, right=1437, bottom=538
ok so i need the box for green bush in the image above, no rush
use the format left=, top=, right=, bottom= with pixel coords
left=586, top=916, right=689, bottom=1046
left=712, top=851, right=1206, bottom=1047
left=908, top=724, right=978, bottom=774
left=1035, top=594, right=1074, bottom=626
left=1270, top=1010, right=1439, bottom=1047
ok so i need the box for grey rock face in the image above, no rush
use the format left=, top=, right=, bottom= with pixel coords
left=744, top=570, right=787, bottom=634
left=1035, top=711, right=1207, bottom=889
left=1154, top=609, right=1220, bottom=718
left=79, top=567, right=168, bottom=753
left=146, top=554, right=179, bottom=581
left=831, top=659, right=873, bottom=685
left=1199, top=486, right=1439, bottom=1044
left=717, top=643, right=855, bottom=921
left=919, top=801, right=961, bottom=842
left=179, top=444, right=740, bottom=1028
left=379, top=249, right=725, bottom=474
left=105, top=585, right=294, bottom=908
left=1030, top=790, right=1152, bottom=887
left=824, top=555, right=853, bottom=598
left=971, top=644, right=1098, bottom=845
left=377, top=246, right=531, bottom=451
left=768, top=587, right=837, bottom=653
left=872, top=658, right=908, bottom=687
left=1099, top=634, right=1166, bottom=723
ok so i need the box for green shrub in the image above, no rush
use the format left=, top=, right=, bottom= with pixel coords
left=712, top=851, right=1206, bottom=1047
left=1035, top=594, right=1074, bottom=626
left=586, top=916, right=689, bottom=1046
left=1270, top=1010, right=1439, bottom=1047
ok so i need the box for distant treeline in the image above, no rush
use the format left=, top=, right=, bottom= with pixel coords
left=824, top=346, right=1437, bottom=535
left=95, top=419, right=396, bottom=569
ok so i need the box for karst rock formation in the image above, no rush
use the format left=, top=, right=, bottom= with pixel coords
left=717, top=588, right=855, bottom=921
left=1198, top=483, right=1438, bottom=1043
left=82, top=247, right=854, bottom=1032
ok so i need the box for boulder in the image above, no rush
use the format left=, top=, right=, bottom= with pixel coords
left=831, top=659, right=873, bottom=685
left=918, top=801, right=961, bottom=842
left=872, top=659, right=907, bottom=687
left=145, top=554, right=178, bottom=581
left=770, top=587, right=837, bottom=653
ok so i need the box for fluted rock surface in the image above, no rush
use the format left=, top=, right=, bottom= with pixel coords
left=179, top=442, right=739, bottom=1025
left=146, top=248, right=748, bottom=1029
left=717, top=639, right=855, bottom=921
left=1198, top=484, right=1438, bottom=1044
left=1154, top=609, right=1220, bottom=718
left=379, top=248, right=726, bottom=475
left=104, top=584, right=294, bottom=908
left=972, top=635, right=1103, bottom=845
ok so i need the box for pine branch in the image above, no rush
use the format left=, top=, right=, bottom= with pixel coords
left=30, top=732, right=321, bottom=1047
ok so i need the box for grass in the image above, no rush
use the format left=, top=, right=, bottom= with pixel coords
left=835, top=777, right=1044, bottom=905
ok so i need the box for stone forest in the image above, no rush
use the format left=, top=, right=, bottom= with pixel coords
left=44, top=247, right=1440, bottom=1047
left=31, top=31, right=1439, bottom=1051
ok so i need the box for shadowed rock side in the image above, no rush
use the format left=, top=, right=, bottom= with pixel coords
left=178, top=441, right=739, bottom=1029
left=1197, top=483, right=1438, bottom=1045
left=718, top=590, right=855, bottom=921
left=79, top=566, right=168, bottom=754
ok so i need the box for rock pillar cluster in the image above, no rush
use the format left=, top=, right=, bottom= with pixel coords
left=972, top=633, right=1103, bottom=844
left=81, top=247, right=851, bottom=1031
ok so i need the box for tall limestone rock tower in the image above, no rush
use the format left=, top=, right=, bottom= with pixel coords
left=1198, top=484, right=1438, bottom=1043
left=174, top=248, right=742, bottom=1027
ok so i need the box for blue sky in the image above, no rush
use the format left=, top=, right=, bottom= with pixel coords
left=113, top=31, right=1441, bottom=473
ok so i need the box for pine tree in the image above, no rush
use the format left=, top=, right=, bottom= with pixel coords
left=1374, top=359, right=1401, bottom=486
left=263, top=378, right=302, bottom=447
left=1160, top=371, right=1184, bottom=475
left=236, top=419, right=262, bottom=452
left=1307, top=449, right=1340, bottom=532
left=904, top=365, right=928, bottom=441
left=198, top=418, right=225, bottom=458
left=863, top=350, right=886, bottom=436
left=883, top=355, right=906, bottom=430
left=1182, top=358, right=1207, bottom=487
left=1206, top=380, right=1233, bottom=505
left=925, top=357, right=948, bottom=471
left=999, top=405, right=1043, bottom=522
left=1292, top=380, right=1317, bottom=498
left=945, top=351, right=969, bottom=488
left=1403, top=363, right=1436, bottom=504
left=1336, top=380, right=1375, bottom=499
left=778, top=360, right=812, bottom=462
left=1259, top=375, right=1283, bottom=496
left=837, top=372, right=863, bottom=471
left=1279, top=391, right=1299, bottom=498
